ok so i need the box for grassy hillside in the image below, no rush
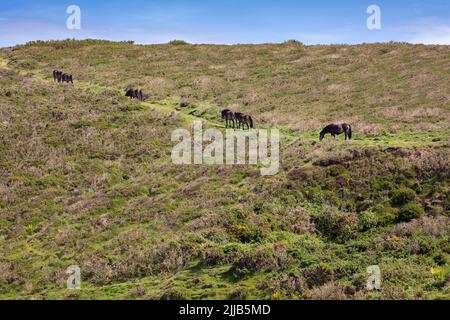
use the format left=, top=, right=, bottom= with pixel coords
left=0, top=40, right=449, bottom=300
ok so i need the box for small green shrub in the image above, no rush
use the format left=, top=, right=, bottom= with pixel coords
left=358, top=211, right=378, bottom=231
left=169, top=40, right=189, bottom=45
left=396, top=204, right=424, bottom=222
left=373, top=203, right=397, bottom=226
left=377, top=212, right=396, bottom=226
left=373, top=177, right=395, bottom=192
left=391, top=188, right=416, bottom=207
left=230, top=224, right=264, bottom=243
left=283, top=39, right=304, bottom=46
left=328, top=165, right=347, bottom=177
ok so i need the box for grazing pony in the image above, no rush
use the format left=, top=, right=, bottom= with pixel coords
left=125, top=88, right=136, bottom=99
left=320, top=123, right=352, bottom=141
left=221, top=109, right=236, bottom=129
left=235, top=112, right=254, bottom=130
left=53, top=70, right=73, bottom=83
left=125, top=88, right=144, bottom=101
left=53, top=70, right=63, bottom=82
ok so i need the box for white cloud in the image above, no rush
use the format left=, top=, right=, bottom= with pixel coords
left=410, top=25, right=450, bottom=45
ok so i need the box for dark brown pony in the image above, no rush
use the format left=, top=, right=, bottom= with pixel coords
left=53, top=70, right=63, bottom=82
left=63, top=74, right=73, bottom=83
left=221, top=109, right=236, bottom=129
left=235, top=112, right=254, bottom=130
left=53, top=70, right=73, bottom=83
left=125, top=88, right=144, bottom=101
left=320, top=123, right=352, bottom=141
left=125, top=88, right=136, bottom=99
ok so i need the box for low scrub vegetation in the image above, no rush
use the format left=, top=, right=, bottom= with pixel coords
left=0, top=40, right=448, bottom=300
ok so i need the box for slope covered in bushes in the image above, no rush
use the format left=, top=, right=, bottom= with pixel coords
left=0, top=40, right=449, bottom=299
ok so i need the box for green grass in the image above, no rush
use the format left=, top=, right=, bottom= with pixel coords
left=0, top=40, right=449, bottom=300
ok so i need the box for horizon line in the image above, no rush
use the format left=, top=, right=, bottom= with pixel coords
left=2, top=38, right=449, bottom=49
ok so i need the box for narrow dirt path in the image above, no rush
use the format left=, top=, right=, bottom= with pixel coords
left=2, top=56, right=448, bottom=151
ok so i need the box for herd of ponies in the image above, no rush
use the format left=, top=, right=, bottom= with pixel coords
left=50, top=70, right=352, bottom=141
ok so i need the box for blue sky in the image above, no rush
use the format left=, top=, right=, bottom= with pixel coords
left=1, top=0, right=449, bottom=47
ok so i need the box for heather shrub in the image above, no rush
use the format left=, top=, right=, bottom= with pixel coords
left=390, top=216, right=449, bottom=238
left=231, top=244, right=293, bottom=278
left=199, top=244, right=226, bottom=266
left=278, top=207, right=316, bottom=234
left=228, top=287, right=248, bottom=300
left=128, top=286, right=146, bottom=299
left=259, top=272, right=307, bottom=298
left=303, top=263, right=335, bottom=288
left=160, top=289, right=187, bottom=300
left=0, top=262, right=24, bottom=290
left=314, top=206, right=359, bottom=242
left=307, top=282, right=349, bottom=300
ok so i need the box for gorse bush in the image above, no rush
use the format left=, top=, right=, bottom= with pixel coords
left=396, top=204, right=425, bottom=223
left=391, top=188, right=417, bottom=207
left=230, top=224, right=264, bottom=243
left=358, top=210, right=378, bottom=231
left=168, top=40, right=189, bottom=45
left=283, top=39, right=305, bottom=46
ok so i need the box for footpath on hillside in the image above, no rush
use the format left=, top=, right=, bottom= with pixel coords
left=1, top=54, right=448, bottom=152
